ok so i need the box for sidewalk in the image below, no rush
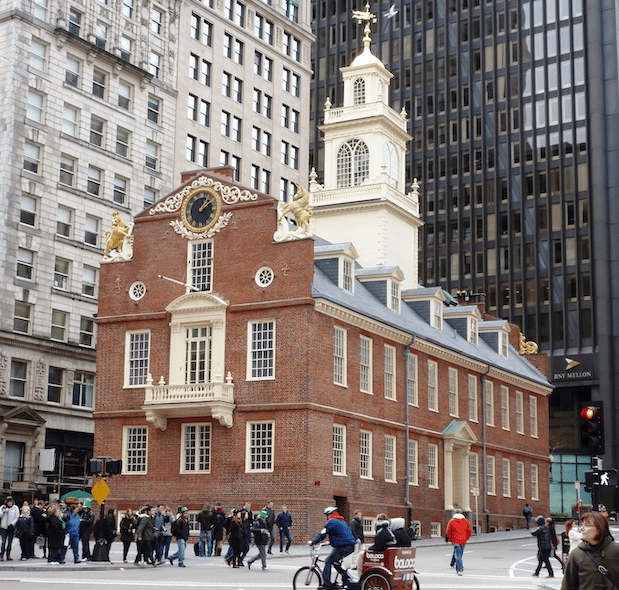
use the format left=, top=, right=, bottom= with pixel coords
left=0, top=528, right=534, bottom=572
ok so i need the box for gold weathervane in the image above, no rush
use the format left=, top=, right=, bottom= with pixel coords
left=352, top=4, right=377, bottom=50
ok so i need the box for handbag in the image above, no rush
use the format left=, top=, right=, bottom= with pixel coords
left=63, top=533, right=70, bottom=547
left=585, top=550, right=619, bottom=589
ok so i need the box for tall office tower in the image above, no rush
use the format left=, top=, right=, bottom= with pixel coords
left=311, top=0, right=617, bottom=513
left=175, top=0, right=313, bottom=200
left=0, top=0, right=177, bottom=496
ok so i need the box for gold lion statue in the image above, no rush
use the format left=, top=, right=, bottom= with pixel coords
left=103, top=211, right=132, bottom=259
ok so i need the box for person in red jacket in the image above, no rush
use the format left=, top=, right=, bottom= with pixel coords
left=445, top=509, right=472, bottom=576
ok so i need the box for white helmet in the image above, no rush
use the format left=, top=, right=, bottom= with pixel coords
left=324, top=506, right=338, bottom=515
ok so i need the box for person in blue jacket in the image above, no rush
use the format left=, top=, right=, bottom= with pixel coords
left=309, top=507, right=356, bottom=590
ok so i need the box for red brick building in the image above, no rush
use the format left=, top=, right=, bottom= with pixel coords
left=93, top=166, right=551, bottom=541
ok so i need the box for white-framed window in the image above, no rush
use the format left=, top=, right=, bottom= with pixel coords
left=390, top=281, right=400, bottom=312
left=185, top=326, right=213, bottom=384
left=144, top=187, right=157, bottom=208
left=84, top=215, right=99, bottom=246
left=30, top=39, right=47, bottom=71
left=92, top=68, right=107, bottom=99
left=359, top=336, right=373, bottom=394
left=449, top=367, right=458, bottom=416
left=469, top=318, right=478, bottom=344
left=385, top=435, right=396, bottom=482
left=430, top=523, right=442, bottom=538
left=468, top=374, right=478, bottom=421
left=487, top=455, right=496, bottom=495
left=529, top=395, right=538, bottom=438
left=342, top=258, right=353, bottom=292
left=189, top=240, right=213, bottom=292
left=51, top=310, right=67, bottom=342
left=113, top=175, right=128, bottom=206
left=246, top=421, right=274, bottom=472
left=80, top=316, right=95, bottom=347
left=47, top=366, right=63, bottom=403
left=116, top=127, right=130, bottom=158
left=516, top=391, right=524, bottom=434
left=353, top=78, right=366, bottom=105
left=125, top=330, right=150, bottom=387
left=62, top=104, right=78, bottom=136
left=59, top=154, right=76, bottom=187
left=151, top=7, right=163, bottom=33
left=56, top=207, right=72, bottom=237
left=500, top=331, right=508, bottom=357
left=501, top=385, right=510, bottom=430
left=517, top=461, right=525, bottom=498
left=90, top=116, right=104, bottom=147
left=336, top=139, right=369, bottom=187
left=485, top=380, right=494, bottom=426
left=531, top=464, right=539, bottom=500
left=384, top=344, right=396, bottom=400
left=119, top=36, right=132, bottom=61
left=123, top=426, right=148, bottom=473
left=248, top=320, right=275, bottom=380
left=432, top=300, right=443, bottom=329
left=9, top=359, right=28, bottom=397
left=20, top=195, right=37, bottom=227
left=145, top=141, right=158, bottom=170
left=333, top=326, right=347, bottom=386
left=87, top=166, right=102, bottom=196
left=469, top=452, right=478, bottom=489
left=406, top=352, right=418, bottom=406
left=14, top=302, right=32, bottom=334
left=333, top=424, right=346, bottom=475
left=428, top=443, right=438, bottom=487
left=503, top=458, right=511, bottom=497
left=118, top=80, right=132, bottom=110
left=360, top=430, right=372, bottom=479
left=182, top=423, right=211, bottom=473
left=53, top=257, right=70, bottom=290
left=147, top=96, right=160, bottom=123
left=428, top=360, right=438, bottom=411
left=24, top=142, right=40, bottom=174
left=65, top=55, right=80, bottom=87
left=16, top=248, right=35, bottom=281
left=408, top=438, right=418, bottom=485
left=72, top=372, right=94, bottom=407
left=27, top=89, right=44, bottom=123
left=150, top=51, right=161, bottom=78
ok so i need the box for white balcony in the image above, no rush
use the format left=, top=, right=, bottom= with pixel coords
left=142, top=372, right=235, bottom=430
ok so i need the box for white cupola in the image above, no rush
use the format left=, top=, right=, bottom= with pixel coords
left=309, top=5, right=422, bottom=289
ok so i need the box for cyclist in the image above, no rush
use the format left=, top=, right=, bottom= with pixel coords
left=309, top=507, right=356, bottom=590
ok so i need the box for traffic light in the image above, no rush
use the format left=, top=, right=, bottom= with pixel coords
left=88, top=459, right=102, bottom=475
left=580, top=402, right=604, bottom=455
left=106, top=459, right=122, bottom=475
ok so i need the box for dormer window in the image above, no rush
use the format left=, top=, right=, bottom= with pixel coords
left=390, top=280, right=400, bottom=312
left=470, top=318, right=478, bottom=344
left=500, top=332, right=508, bottom=357
left=337, top=139, right=369, bottom=188
left=432, top=300, right=443, bottom=329
left=353, top=78, right=365, bottom=104
left=342, top=258, right=354, bottom=292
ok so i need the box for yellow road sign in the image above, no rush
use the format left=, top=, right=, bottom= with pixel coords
left=91, top=478, right=110, bottom=505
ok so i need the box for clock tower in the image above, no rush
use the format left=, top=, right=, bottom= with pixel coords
left=309, top=6, right=422, bottom=289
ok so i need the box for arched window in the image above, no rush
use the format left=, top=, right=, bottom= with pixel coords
left=353, top=78, right=366, bottom=105
left=337, top=140, right=369, bottom=187
left=383, top=142, right=398, bottom=183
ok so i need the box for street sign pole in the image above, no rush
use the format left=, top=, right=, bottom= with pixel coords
left=472, top=487, right=480, bottom=535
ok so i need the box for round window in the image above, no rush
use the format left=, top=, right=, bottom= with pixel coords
left=129, top=281, right=147, bottom=300
left=255, top=266, right=274, bottom=288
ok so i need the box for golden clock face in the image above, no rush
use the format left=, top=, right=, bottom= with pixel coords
left=181, top=188, right=222, bottom=233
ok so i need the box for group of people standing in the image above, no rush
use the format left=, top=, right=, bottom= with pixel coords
left=0, top=496, right=104, bottom=564
left=194, top=501, right=294, bottom=571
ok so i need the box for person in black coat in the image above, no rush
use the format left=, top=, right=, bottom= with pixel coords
left=47, top=505, right=67, bottom=564
left=226, top=510, right=244, bottom=568
left=30, top=500, right=47, bottom=558
left=532, top=515, right=554, bottom=578
left=15, top=506, right=35, bottom=559
left=391, top=518, right=412, bottom=546
left=104, top=508, right=117, bottom=550
left=79, top=504, right=95, bottom=560
left=136, top=506, right=156, bottom=566
left=212, top=504, right=226, bottom=556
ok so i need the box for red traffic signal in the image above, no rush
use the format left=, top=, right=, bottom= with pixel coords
left=579, top=402, right=604, bottom=455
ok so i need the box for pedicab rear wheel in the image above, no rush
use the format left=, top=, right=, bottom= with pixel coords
left=359, top=572, right=393, bottom=590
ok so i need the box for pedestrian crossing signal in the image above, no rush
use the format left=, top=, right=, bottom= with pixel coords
left=580, top=402, right=604, bottom=455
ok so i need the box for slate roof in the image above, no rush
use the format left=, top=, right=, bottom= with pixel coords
left=311, top=256, right=550, bottom=389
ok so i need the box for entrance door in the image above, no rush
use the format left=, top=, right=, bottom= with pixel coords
left=3, top=441, right=25, bottom=487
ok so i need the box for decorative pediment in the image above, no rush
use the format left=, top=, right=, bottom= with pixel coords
left=0, top=404, right=46, bottom=426
left=442, top=420, right=477, bottom=444
left=166, top=292, right=228, bottom=316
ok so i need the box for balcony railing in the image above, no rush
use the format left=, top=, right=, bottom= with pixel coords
left=143, top=372, right=235, bottom=430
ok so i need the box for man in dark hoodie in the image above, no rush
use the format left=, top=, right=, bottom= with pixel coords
left=531, top=515, right=554, bottom=578
left=197, top=505, right=213, bottom=556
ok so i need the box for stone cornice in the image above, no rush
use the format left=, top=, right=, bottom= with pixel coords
left=487, top=366, right=553, bottom=397
left=314, top=300, right=412, bottom=344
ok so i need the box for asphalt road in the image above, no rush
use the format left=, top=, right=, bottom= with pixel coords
left=0, top=532, right=564, bottom=590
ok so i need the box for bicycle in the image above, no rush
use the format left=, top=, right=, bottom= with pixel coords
left=293, top=543, right=353, bottom=590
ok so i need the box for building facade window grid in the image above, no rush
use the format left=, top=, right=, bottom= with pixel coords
left=333, top=424, right=346, bottom=475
